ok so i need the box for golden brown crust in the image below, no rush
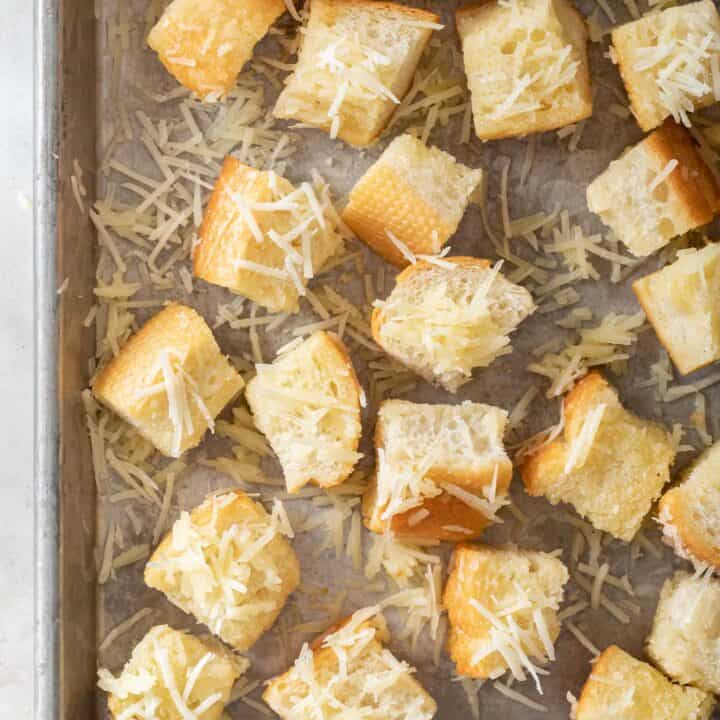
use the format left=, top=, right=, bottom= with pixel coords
left=575, top=645, right=622, bottom=716
left=319, top=0, right=439, bottom=24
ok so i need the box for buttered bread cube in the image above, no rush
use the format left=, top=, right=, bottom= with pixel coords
left=574, top=645, right=714, bottom=720
left=443, top=544, right=569, bottom=682
left=633, top=244, right=720, bottom=375
left=194, top=158, right=344, bottom=313
left=521, top=372, right=675, bottom=541
left=145, top=491, right=299, bottom=652
left=372, top=258, right=535, bottom=393
left=147, top=0, right=286, bottom=100
left=263, top=608, right=437, bottom=720
left=98, top=624, right=247, bottom=720
left=93, top=304, right=244, bottom=458
left=658, top=440, right=720, bottom=571
left=611, top=0, right=720, bottom=131
left=273, top=0, right=439, bottom=147
left=245, top=331, right=362, bottom=493
left=362, top=399, right=512, bottom=541
left=456, top=0, right=592, bottom=141
left=586, top=121, right=720, bottom=257
left=342, top=134, right=483, bottom=267
left=647, top=572, right=720, bottom=696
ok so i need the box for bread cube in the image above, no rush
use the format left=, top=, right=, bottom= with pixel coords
left=658, top=440, right=720, bottom=571
left=456, top=0, right=592, bottom=141
left=647, top=572, right=720, bottom=696
left=372, top=257, right=535, bottom=393
left=633, top=244, right=720, bottom=375
left=245, top=331, right=362, bottom=493
left=193, top=158, right=344, bottom=313
left=443, top=544, right=568, bottom=681
left=147, top=0, right=286, bottom=101
left=145, top=491, right=300, bottom=652
left=263, top=608, right=437, bottom=720
left=341, top=134, right=483, bottom=267
left=586, top=121, right=720, bottom=257
left=520, top=372, right=675, bottom=541
left=611, top=0, right=720, bottom=131
left=273, top=0, right=439, bottom=147
left=574, top=645, right=714, bottom=720
left=93, top=304, right=244, bottom=458
left=98, top=624, right=247, bottom=720
left=362, top=399, right=512, bottom=541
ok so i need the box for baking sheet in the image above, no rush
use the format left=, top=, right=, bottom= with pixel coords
left=87, top=0, right=720, bottom=718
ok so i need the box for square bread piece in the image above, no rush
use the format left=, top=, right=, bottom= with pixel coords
left=341, top=134, right=483, bottom=267
left=520, top=372, right=675, bottom=541
left=193, top=157, right=344, bottom=313
left=456, top=0, right=593, bottom=141
left=658, top=440, right=720, bottom=571
left=147, top=0, right=286, bottom=101
left=573, top=645, right=714, bottom=720
left=272, top=0, right=439, bottom=147
left=263, top=608, right=437, bottom=720
left=647, top=571, right=720, bottom=696
left=443, top=544, right=569, bottom=683
left=372, top=258, right=535, bottom=393
left=245, top=331, right=363, bottom=493
left=362, top=399, right=513, bottom=541
left=586, top=121, right=720, bottom=257
left=98, top=624, right=247, bottom=720
left=92, top=304, right=244, bottom=458
left=633, top=244, right=720, bottom=375
left=611, top=0, right=720, bottom=131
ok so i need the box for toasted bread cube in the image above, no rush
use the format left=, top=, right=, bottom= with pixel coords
left=362, top=399, right=512, bottom=541
left=245, top=331, right=362, bottom=493
left=263, top=608, right=437, bottom=720
left=574, top=645, right=714, bottom=720
left=98, top=625, right=247, bottom=720
left=372, top=258, right=535, bottom=393
left=658, top=440, right=720, bottom=570
left=611, top=0, right=720, bottom=132
left=145, top=491, right=299, bottom=652
left=586, top=121, right=720, bottom=257
left=456, top=0, right=592, bottom=141
left=193, top=158, right=344, bottom=313
left=520, top=372, right=675, bottom=541
left=647, top=572, right=720, bottom=696
left=443, top=544, right=568, bottom=681
left=147, top=0, right=286, bottom=101
left=273, top=0, right=438, bottom=147
left=341, top=134, right=483, bottom=267
left=93, top=304, right=244, bottom=458
left=633, top=244, right=720, bottom=375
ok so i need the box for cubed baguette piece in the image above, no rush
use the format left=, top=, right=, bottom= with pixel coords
left=362, top=399, right=512, bottom=541
left=456, top=0, right=592, bottom=141
left=341, top=134, right=483, bottom=267
left=245, top=331, right=363, bottom=493
left=586, top=121, right=720, bottom=257
left=574, top=645, right=714, bottom=720
left=263, top=608, right=437, bottom=720
left=520, top=372, right=675, bottom=541
left=647, top=572, right=720, bottom=696
left=443, top=544, right=568, bottom=682
left=93, top=304, right=244, bottom=458
left=273, top=0, right=439, bottom=147
left=147, top=0, right=286, bottom=100
left=657, top=440, right=720, bottom=571
left=633, top=243, right=720, bottom=375
left=98, top=624, right=247, bottom=720
left=372, top=258, right=535, bottom=393
left=194, top=157, right=344, bottom=313
left=145, top=491, right=299, bottom=652
left=611, top=0, right=720, bottom=131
